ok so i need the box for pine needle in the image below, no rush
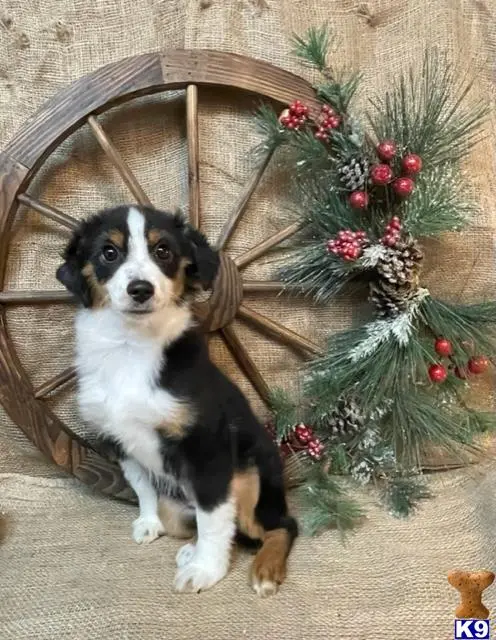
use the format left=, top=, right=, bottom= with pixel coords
left=269, top=387, right=299, bottom=440
left=302, top=467, right=363, bottom=537
left=381, top=472, right=431, bottom=518
left=369, top=50, right=488, bottom=166
left=291, top=24, right=335, bottom=73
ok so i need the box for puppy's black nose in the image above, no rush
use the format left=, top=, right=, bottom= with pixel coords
left=127, top=279, right=154, bottom=303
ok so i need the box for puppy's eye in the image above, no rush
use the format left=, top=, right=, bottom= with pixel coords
left=154, top=243, right=172, bottom=262
left=101, top=244, right=119, bottom=263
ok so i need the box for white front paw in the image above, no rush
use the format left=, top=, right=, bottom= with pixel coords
left=175, top=542, right=196, bottom=568
left=132, top=515, right=165, bottom=544
left=174, top=547, right=228, bottom=592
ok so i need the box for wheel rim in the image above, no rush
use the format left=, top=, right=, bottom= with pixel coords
left=0, top=49, right=321, bottom=500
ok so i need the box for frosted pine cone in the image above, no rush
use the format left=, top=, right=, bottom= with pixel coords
left=376, top=238, right=423, bottom=288
left=327, top=398, right=365, bottom=442
left=338, top=156, right=369, bottom=191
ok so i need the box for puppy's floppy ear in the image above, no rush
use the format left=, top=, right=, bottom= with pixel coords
left=184, top=224, right=220, bottom=289
left=56, top=227, right=92, bottom=307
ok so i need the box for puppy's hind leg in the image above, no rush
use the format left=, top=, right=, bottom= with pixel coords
left=249, top=471, right=298, bottom=598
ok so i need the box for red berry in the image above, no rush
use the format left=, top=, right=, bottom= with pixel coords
left=370, top=164, right=393, bottom=185
left=383, top=234, right=397, bottom=247
left=321, top=104, right=334, bottom=115
left=468, top=356, right=490, bottom=375
left=392, top=177, right=415, bottom=197
left=376, top=140, right=397, bottom=162
left=294, top=423, right=313, bottom=444
left=428, top=363, right=447, bottom=383
left=402, top=153, right=422, bottom=175
left=390, top=216, right=402, bottom=229
left=349, top=191, right=369, bottom=209
left=327, top=115, right=341, bottom=129
left=434, top=337, right=453, bottom=357
left=287, top=121, right=296, bottom=129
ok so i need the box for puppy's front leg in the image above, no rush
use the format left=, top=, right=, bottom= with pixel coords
left=174, top=499, right=236, bottom=593
left=120, top=458, right=165, bottom=544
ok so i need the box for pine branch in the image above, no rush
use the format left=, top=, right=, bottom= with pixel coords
left=381, top=472, right=431, bottom=518
left=402, top=165, right=476, bottom=236
left=280, top=243, right=362, bottom=304
left=369, top=50, right=488, bottom=166
left=317, top=71, right=362, bottom=114
left=253, top=103, right=289, bottom=158
left=384, top=389, right=475, bottom=466
left=269, top=387, right=299, bottom=440
left=419, top=297, right=496, bottom=359
left=292, top=24, right=335, bottom=73
left=301, top=467, right=363, bottom=536
left=462, top=410, right=496, bottom=435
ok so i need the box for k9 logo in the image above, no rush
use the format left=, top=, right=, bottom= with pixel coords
left=454, top=619, right=490, bottom=639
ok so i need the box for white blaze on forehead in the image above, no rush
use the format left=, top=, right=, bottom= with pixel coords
left=127, top=207, right=149, bottom=265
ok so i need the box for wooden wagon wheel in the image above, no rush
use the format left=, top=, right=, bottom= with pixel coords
left=0, top=50, right=324, bottom=501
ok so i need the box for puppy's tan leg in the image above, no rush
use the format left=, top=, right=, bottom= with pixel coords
left=158, top=497, right=195, bottom=539
left=250, top=528, right=292, bottom=598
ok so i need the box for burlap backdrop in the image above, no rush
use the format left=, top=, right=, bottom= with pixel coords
left=1, top=1, right=496, bottom=638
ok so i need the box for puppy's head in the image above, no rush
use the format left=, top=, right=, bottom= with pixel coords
left=56, top=205, right=219, bottom=315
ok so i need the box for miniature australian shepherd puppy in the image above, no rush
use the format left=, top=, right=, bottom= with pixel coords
left=56, top=205, right=297, bottom=596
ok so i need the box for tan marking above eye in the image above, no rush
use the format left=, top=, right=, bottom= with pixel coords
left=108, top=229, right=125, bottom=249
left=147, top=228, right=162, bottom=246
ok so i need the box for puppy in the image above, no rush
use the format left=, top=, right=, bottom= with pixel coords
left=56, top=205, right=297, bottom=596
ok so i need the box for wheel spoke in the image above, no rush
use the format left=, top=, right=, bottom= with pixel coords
left=216, top=149, right=274, bottom=249
left=35, top=366, right=77, bottom=399
left=0, top=290, right=74, bottom=304
left=235, top=221, right=303, bottom=269
left=17, top=194, right=79, bottom=230
left=186, top=85, right=201, bottom=229
left=242, top=280, right=300, bottom=293
left=237, top=304, right=323, bottom=356
left=87, top=115, right=152, bottom=206
left=220, top=324, right=270, bottom=405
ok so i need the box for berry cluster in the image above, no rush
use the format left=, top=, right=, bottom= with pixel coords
left=369, top=139, right=422, bottom=198
left=315, top=104, right=341, bottom=141
left=326, top=229, right=369, bottom=261
left=265, top=422, right=325, bottom=461
left=294, top=424, right=325, bottom=460
left=381, top=216, right=402, bottom=247
left=279, top=100, right=309, bottom=130
left=428, top=337, right=491, bottom=383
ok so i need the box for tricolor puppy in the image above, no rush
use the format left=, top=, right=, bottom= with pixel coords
left=56, top=205, right=297, bottom=596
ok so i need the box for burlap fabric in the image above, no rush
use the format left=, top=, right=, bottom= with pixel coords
left=1, top=1, right=496, bottom=638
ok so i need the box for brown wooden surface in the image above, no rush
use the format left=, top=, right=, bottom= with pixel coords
left=34, top=366, right=77, bottom=399
left=235, top=221, right=304, bottom=269
left=0, top=290, right=74, bottom=304
left=186, top=85, right=201, bottom=229
left=87, top=116, right=152, bottom=206
left=237, top=304, right=323, bottom=356
left=216, top=149, right=273, bottom=250
left=17, top=194, right=79, bottom=230
left=220, top=324, right=270, bottom=405
left=243, top=280, right=290, bottom=293
left=0, top=50, right=320, bottom=500
left=192, top=252, right=243, bottom=332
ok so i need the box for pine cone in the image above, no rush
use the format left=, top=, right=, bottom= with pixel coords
left=327, top=398, right=365, bottom=442
left=369, top=280, right=414, bottom=318
left=338, top=157, right=369, bottom=191
left=369, top=238, right=423, bottom=318
left=376, top=238, right=423, bottom=288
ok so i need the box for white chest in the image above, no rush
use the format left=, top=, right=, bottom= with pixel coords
left=74, top=309, right=181, bottom=476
